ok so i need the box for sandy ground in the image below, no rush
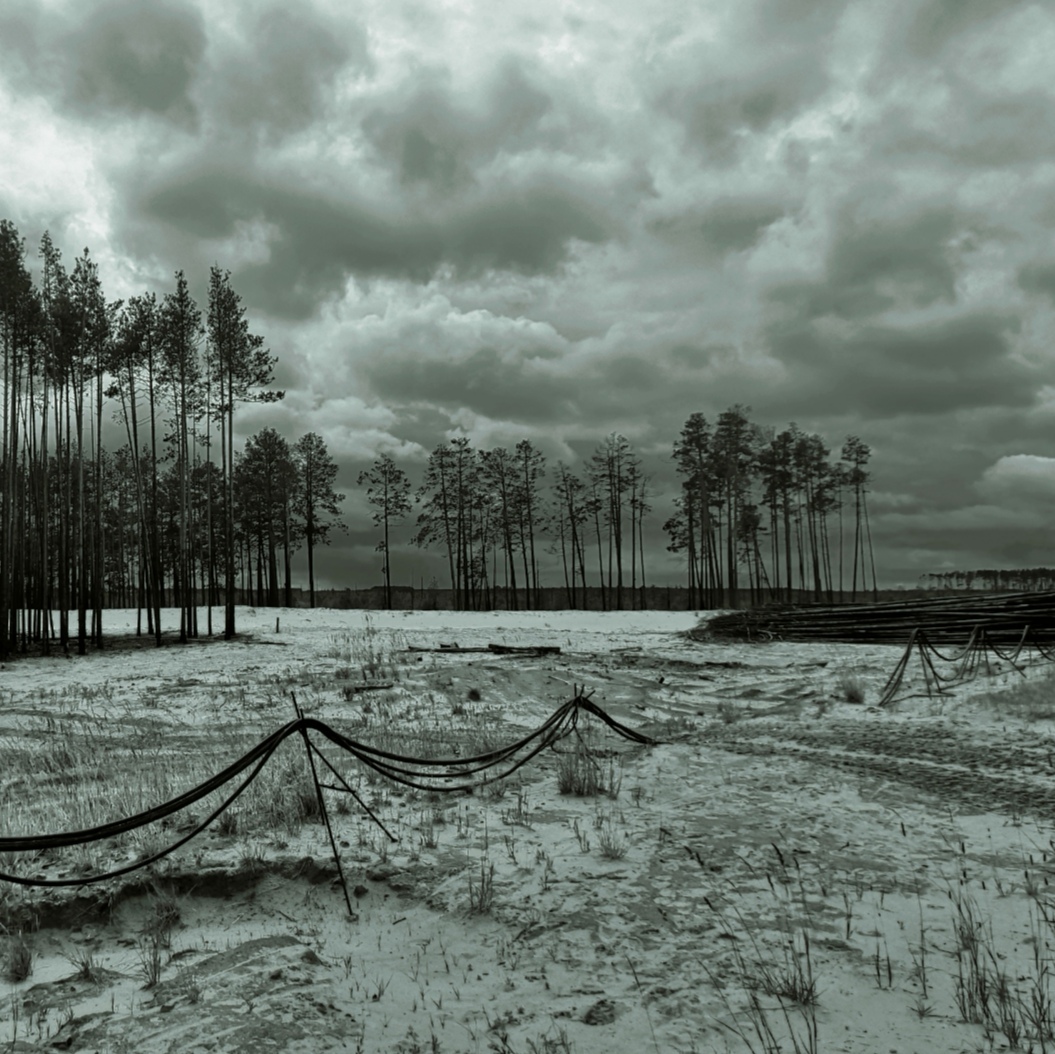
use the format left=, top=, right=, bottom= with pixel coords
left=1, top=607, right=1055, bottom=1053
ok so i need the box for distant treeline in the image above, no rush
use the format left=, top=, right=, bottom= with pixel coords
left=320, top=585, right=930, bottom=611
left=372, top=409, right=879, bottom=615
left=125, top=584, right=934, bottom=614
left=919, top=569, right=1055, bottom=593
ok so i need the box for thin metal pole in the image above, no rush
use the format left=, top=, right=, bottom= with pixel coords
left=292, top=694, right=355, bottom=919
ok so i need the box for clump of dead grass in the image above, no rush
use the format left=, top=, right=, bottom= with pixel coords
left=467, top=857, right=495, bottom=914
left=555, top=732, right=621, bottom=798
left=836, top=672, right=866, bottom=704
left=4, top=933, right=33, bottom=982
left=62, top=945, right=103, bottom=983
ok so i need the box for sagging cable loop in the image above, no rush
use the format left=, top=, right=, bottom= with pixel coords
left=0, top=688, right=654, bottom=888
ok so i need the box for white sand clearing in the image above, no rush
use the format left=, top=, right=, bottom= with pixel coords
left=2, top=607, right=1054, bottom=1053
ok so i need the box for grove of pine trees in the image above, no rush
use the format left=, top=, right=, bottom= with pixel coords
left=664, top=406, right=876, bottom=609
left=0, top=221, right=346, bottom=659
left=387, top=415, right=874, bottom=614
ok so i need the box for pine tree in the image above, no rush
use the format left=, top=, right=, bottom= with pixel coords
left=550, top=464, right=589, bottom=608
left=672, top=414, right=717, bottom=608
left=479, top=447, right=522, bottom=607
left=356, top=451, right=407, bottom=609
left=0, top=221, right=36, bottom=658
left=841, top=435, right=875, bottom=601
left=711, top=405, right=759, bottom=608
left=157, top=271, right=203, bottom=641
left=206, top=268, right=281, bottom=637
left=589, top=433, right=638, bottom=610
left=514, top=440, right=546, bottom=608
left=236, top=428, right=297, bottom=606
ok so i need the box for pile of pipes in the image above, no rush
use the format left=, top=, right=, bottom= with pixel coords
left=694, top=591, right=1055, bottom=645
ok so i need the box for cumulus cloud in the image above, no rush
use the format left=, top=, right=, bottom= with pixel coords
left=0, top=0, right=206, bottom=124
left=126, top=154, right=616, bottom=318
left=4, top=0, right=1055, bottom=587
left=975, top=454, right=1055, bottom=507
left=207, top=3, right=370, bottom=139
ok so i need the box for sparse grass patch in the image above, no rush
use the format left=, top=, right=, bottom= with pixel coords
left=216, top=808, right=239, bottom=836
left=526, top=1025, right=575, bottom=1052
left=149, top=885, right=181, bottom=937
left=136, top=929, right=164, bottom=988
left=321, top=618, right=407, bottom=684
left=597, top=818, right=628, bottom=860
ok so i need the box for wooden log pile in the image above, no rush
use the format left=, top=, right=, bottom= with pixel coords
left=693, top=591, right=1055, bottom=645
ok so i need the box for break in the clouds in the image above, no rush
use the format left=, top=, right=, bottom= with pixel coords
left=4, top=0, right=1055, bottom=588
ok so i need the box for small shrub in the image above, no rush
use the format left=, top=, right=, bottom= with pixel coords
left=238, top=843, right=267, bottom=875
left=756, top=931, right=819, bottom=1007
left=137, top=930, right=164, bottom=988
left=557, top=739, right=601, bottom=796
left=975, top=671, right=1055, bottom=722
left=149, top=888, right=181, bottom=939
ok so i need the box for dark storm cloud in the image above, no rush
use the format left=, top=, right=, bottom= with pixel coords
left=0, top=2, right=38, bottom=86
left=878, top=509, right=1055, bottom=567
left=651, top=0, right=847, bottom=162
left=877, top=83, right=1055, bottom=170
left=768, top=313, right=1034, bottom=417
left=1018, top=261, right=1055, bottom=304
left=360, top=336, right=730, bottom=438
left=899, top=0, right=1030, bottom=59
left=141, top=165, right=436, bottom=310
left=363, top=345, right=577, bottom=425
left=657, top=57, right=827, bottom=162
left=136, top=163, right=613, bottom=317
left=784, top=198, right=959, bottom=319
left=211, top=4, right=370, bottom=138
left=650, top=198, right=787, bottom=256
left=0, top=0, right=206, bottom=123
left=870, top=4, right=1055, bottom=171
left=361, top=59, right=569, bottom=191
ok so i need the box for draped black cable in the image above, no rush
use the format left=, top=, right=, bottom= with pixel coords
left=0, top=690, right=654, bottom=888
left=879, top=623, right=1055, bottom=708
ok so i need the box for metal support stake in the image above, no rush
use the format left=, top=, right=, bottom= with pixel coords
left=292, top=694, right=355, bottom=919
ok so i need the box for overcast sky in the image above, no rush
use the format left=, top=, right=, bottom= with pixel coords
left=2, top=0, right=1055, bottom=592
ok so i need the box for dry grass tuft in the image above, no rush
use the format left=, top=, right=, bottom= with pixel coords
left=837, top=673, right=866, bottom=704
left=556, top=733, right=621, bottom=798
left=5, top=934, right=33, bottom=982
